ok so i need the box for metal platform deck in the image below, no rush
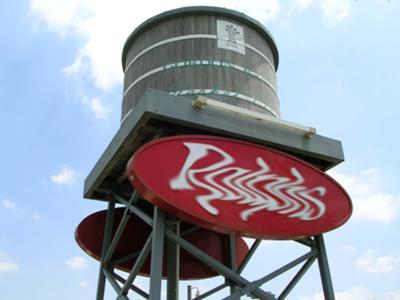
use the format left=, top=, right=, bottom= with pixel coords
left=84, top=89, right=344, bottom=201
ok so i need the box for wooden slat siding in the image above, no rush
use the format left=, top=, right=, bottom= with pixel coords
left=122, top=14, right=279, bottom=120
left=123, top=40, right=277, bottom=88
left=122, top=69, right=278, bottom=115
left=123, top=15, right=275, bottom=71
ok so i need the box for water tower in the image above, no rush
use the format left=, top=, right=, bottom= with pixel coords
left=76, top=6, right=352, bottom=300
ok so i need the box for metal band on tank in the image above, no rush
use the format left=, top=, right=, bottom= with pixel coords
left=169, top=89, right=279, bottom=117
left=124, top=34, right=276, bottom=73
left=122, top=59, right=278, bottom=98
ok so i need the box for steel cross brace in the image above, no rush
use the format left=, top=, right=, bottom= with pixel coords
left=165, top=229, right=276, bottom=300
left=95, top=192, right=336, bottom=300
left=96, top=196, right=115, bottom=300
left=96, top=192, right=156, bottom=300
left=223, top=249, right=319, bottom=300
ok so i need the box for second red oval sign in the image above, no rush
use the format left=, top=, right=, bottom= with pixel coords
left=127, top=135, right=352, bottom=239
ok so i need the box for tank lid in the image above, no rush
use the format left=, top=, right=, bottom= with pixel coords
left=121, top=6, right=279, bottom=71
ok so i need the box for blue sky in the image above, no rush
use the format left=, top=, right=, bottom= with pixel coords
left=1, top=0, right=399, bottom=299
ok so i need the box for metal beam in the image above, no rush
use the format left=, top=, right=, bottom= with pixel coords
left=149, top=207, right=166, bottom=300
left=315, top=235, right=335, bottom=300
left=223, top=249, right=318, bottom=300
left=112, top=249, right=141, bottom=266
left=278, top=256, right=317, bottom=299
left=113, top=271, right=149, bottom=299
left=114, top=193, right=154, bottom=226
left=228, top=234, right=239, bottom=299
left=103, top=269, right=121, bottom=294
left=238, top=239, right=261, bottom=274
left=180, top=225, right=199, bottom=236
left=119, top=233, right=153, bottom=297
left=103, top=192, right=139, bottom=266
left=167, top=220, right=180, bottom=300
left=165, top=229, right=275, bottom=300
left=193, top=283, right=229, bottom=300
left=96, top=198, right=115, bottom=300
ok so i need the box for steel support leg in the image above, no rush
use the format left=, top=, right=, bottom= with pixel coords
left=149, top=207, right=166, bottom=300
left=228, top=234, right=239, bottom=299
left=96, top=198, right=115, bottom=300
left=315, top=235, right=335, bottom=300
left=167, top=220, right=180, bottom=300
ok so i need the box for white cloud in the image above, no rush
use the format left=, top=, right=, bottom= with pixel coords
left=79, top=280, right=89, bottom=288
left=30, top=0, right=93, bottom=33
left=0, top=253, right=20, bottom=273
left=302, top=286, right=400, bottom=300
left=1, top=198, right=16, bottom=209
left=89, top=97, right=109, bottom=120
left=1, top=198, right=41, bottom=221
left=295, top=0, right=352, bottom=27
left=296, top=0, right=315, bottom=11
left=31, top=0, right=280, bottom=92
left=329, top=169, right=399, bottom=223
left=65, top=256, right=88, bottom=269
left=355, top=250, right=399, bottom=274
left=51, top=165, right=77, bottom=185
left=320, top=0, right=352, bottom=27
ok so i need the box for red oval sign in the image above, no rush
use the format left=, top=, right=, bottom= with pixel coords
left=127, top=135, right=352, bottom=239
left=75, top=207, right=249, bottom=279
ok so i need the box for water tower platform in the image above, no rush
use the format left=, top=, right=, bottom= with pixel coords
left=84, top=89, right=344, bottom=202
left=81, top=89, right=344, bottom=300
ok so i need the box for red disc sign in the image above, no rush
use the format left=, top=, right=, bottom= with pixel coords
left=127, top=135, right=352, bottom=239
left=75, top=207, right=249, bottom=279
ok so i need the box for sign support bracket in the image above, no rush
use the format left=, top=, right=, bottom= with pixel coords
left=92, top=192, right=337, bottom=300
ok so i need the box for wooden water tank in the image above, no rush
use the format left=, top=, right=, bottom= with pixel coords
left=121, top=6, right=280, bottom=121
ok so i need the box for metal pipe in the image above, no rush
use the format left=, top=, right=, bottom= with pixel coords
left=119, top=233, right=153, bottom=296
left=278, top=256, right=317, bottom=299
left=228, top=234, right=239, bottom=299
left=121, top=198, right=154, bottom=226
left=193, top=283, right=228, bottom=300
left=113, top=271, right=149, bottom=299
left=149, top=207, right=166, bottom=300
left=103, top=269, right=121, bottom=294
left=103, top=194, right=136, bottom=266
left=112, top=249, right=141, bottom=265
left=223, top=249, right=319, bottom=299
left=238, top=239, right=261, bottom=274
left=167, top=220, right=180, bottom=300
left=165, top=229, right=274, bottom=299
left=315, top=235, right=335, bottom=300
left=96, top=198, right=115, bottom=300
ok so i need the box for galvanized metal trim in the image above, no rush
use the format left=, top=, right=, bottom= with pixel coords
left=123, top=59, right=278, bottom=98
left=124, top=34, right=275, bottom=74
left=169, top=88, right=279, bottom=117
